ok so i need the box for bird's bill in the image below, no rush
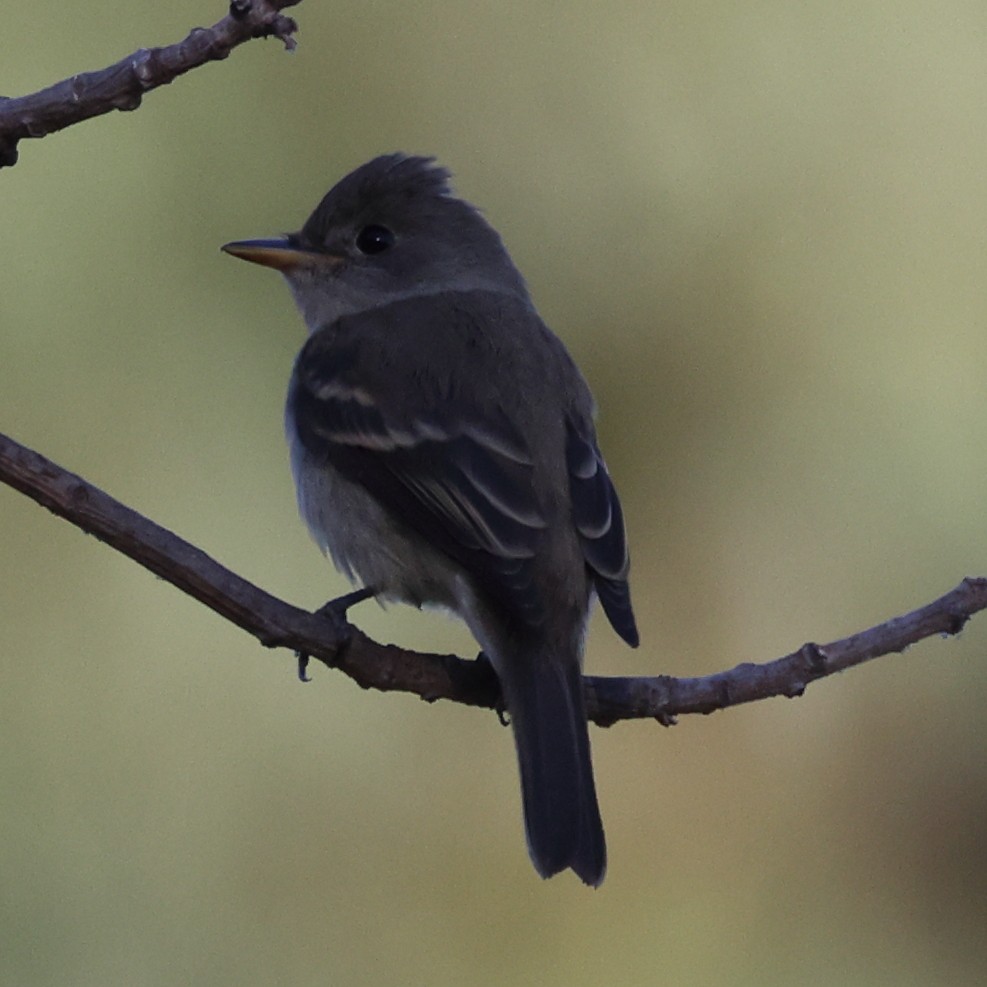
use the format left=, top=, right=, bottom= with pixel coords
left=221, top=238, right=340, bottom=272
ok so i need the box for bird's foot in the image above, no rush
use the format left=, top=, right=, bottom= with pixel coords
left=297, top=587, right=375, bottom=681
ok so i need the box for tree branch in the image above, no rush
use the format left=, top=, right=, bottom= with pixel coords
left=0, top=0, right=302, bottom=168
left=2, top=430, right=983, bottom=725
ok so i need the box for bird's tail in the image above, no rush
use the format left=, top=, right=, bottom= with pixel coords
left=497, top=648, right=606, bottom=887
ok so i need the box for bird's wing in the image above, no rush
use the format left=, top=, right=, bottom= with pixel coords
left=289, top=330, right=548, bottom=626
left=565, top=419, right=639, bottom=647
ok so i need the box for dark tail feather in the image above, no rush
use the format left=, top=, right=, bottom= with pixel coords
left=499, top=651, right=606, bottom=887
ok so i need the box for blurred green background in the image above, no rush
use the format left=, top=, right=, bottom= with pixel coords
left=3, top=2, right=987, bottom=984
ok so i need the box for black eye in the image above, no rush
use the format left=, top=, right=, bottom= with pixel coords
left=356, top=224, right=396, bottom=255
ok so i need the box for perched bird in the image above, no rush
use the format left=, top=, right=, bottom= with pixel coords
left=222, top=154, right=637, bottom=886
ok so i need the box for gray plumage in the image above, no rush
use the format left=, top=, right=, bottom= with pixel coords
left=223, top=154, right=638, bottom=886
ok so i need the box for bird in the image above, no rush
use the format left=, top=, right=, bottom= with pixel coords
left=222, top=154, right=638, bottom=886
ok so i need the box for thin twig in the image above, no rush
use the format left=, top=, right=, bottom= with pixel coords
left=2, top=430, right=982, bottom=725
left=0, top=1, right=302, bottom=168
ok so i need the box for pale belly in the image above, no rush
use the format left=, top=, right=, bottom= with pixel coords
left=289, top=435, right=466, bottom=614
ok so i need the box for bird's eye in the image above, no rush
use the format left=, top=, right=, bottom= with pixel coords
left=355, top=224, right=396, bottom=255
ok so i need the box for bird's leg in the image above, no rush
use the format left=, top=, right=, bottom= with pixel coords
left=297, top=587, right=375, bottom=681
left=314, top=586, right=376, bottom=620
left=475, top=651, right=510, bottom=726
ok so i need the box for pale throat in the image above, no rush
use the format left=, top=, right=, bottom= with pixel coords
left=284, top=269, right=531, bottom=334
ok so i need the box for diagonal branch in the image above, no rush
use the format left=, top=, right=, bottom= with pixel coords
left=2, top=429, right=984, bottom=726
left=0, top=0, right=302, bottom=168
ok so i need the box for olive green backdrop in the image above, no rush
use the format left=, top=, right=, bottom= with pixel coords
left=3, top=2, right=987, bottom=984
